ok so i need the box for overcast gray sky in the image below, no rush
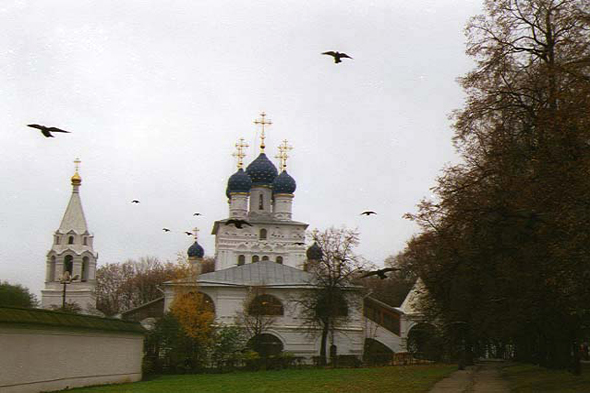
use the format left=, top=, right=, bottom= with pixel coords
left=0, top=0, right=482, bottom=297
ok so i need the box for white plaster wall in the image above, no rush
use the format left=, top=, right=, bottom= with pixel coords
left=0, top=326, right=143, bottom=393
left=364, top=318, right=406, bottom=353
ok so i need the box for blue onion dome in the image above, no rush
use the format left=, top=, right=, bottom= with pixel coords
left=187, top=240, right=204, bottom=258
left=227, top=168, right=253, bottom=194
left=306, top=242, right=323, bottom=261
left=246, top=153, right=278, bottom=186
left=272, top=170, right=297, bottom=194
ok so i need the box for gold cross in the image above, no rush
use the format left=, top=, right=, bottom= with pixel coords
left=232, top=138, right=249, bottom=169
left=192, top=227, right=200, bottom=239
left=254, top=112, right=272, bottom=152
left=275, top=139, right=293, bottom=172
left=74, top=157, right=81, bottom=173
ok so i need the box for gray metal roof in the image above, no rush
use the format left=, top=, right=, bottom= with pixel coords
left=196, top=261, right=315, bottom=287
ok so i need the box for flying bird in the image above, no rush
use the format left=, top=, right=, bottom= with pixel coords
left=162, top=228, right=171, bottom=232
left=193, top=213, right=202, bottom=216
left=131, top=200, right=140, bottom=204
left=322, top=51, right=353, bottom=64
left=225, top=219, right=253, bottom=229
left=184, top=231, right=193, bottom=236
left=27, top=124, right=71, bottom=138
left=360, top=211, right=377, bottom=216
left=359, top=267, right=400, bottom=279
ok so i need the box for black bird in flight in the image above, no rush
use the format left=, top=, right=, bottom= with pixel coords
left=360, top=211, right=377, bottom=216
left=322, top=51, right=353, bottom=64
left=225, top=219, right=253, bottom=229
left=193, top=212, right=202, bottom=216
left=184, top=231, right=192, bottom=236
left=131, top=200, right=140, bottom=204
left=27, top=124, right=71, bottom=138
left=162, top=228, right=171, bottom=232
left=359, top=267, right=400, bottom=279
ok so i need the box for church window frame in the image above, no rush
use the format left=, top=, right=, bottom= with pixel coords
left=259, top=228, right=267, bottom=240
left=259, top=193, right=264, bottom=210
left=55, top=236, right=60, bottom=245
left=178, top=291, right=216, bottom=315
left=49, top=256, right=56, bottom=281
left=82, top=256, right=90, bottom=282
left=63, top=255, right=74, bottom=276
left=83, top=237, right=88, bottom=246
left=261, top=256, right=269, bottom=261
left=68, top=236, right=74, bottom=245
left=248, top=294, right=284, bottom=316
left=238, top=255, right=245, bottom=266
left=252, top=255, right=260, bottom=263
left=276, top=256, right=283, bottom=264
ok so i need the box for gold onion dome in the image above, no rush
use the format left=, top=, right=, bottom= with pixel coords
left=71, top=158, right=82, bottom=185
left=71, top=171, right=82, bottom=185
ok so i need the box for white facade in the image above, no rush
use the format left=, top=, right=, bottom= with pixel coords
left=41, top=168, right=98, bottom=312
left=163, top=262, right=366, bottom=359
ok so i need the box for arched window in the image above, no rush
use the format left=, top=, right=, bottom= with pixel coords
left=48, top=256, right=56, bottom=281
left=259, top=228, right=267, bottom=240
left=238, top=255, right=246, bottom=266
left=317, top=290, right=348, bottom=317
left=175, top=291, right=216, bottom=314
left=248, top=294, right=284, bottom=316
left=83, top=237, right=88, bottom=246
left=276, top=256, right=283, bottom=264
left=64, top=255, right=73, bottom=276
left=55, top=236, right=60, bottom=245
left=252, top=255, right=260, bottom=263
left=261, top=256, right=269, bottom=261
left=82, top=257, right=89, bottom=281
left=259, top=194, right=264, bottom=210
left=247, top=333, right=283, bottom=358
left=68, top=236, right=74, bottom=245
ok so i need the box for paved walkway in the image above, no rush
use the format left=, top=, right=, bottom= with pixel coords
left=428, top=361, right=510, bottom=393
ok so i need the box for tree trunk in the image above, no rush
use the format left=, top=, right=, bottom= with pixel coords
left=319, top=321, right=329, bottom=366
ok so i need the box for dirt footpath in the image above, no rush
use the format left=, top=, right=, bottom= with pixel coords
left=428, top=361, right=510, bottom=393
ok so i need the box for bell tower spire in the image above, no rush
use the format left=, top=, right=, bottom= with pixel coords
left=41, top=159, right=98, bottom=313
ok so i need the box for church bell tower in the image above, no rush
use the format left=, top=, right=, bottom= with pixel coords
left=41, top=159, right=98, bottom=312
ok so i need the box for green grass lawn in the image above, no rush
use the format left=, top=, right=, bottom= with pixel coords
left=504, top=362, right=590, bottom=392
left=62, top=364, right=456, bottom=393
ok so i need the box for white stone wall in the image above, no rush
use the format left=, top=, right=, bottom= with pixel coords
left=0, top=326, right=143, bottom=393
left=164, top=285, right=365, bottom=359
left=215, top=223, right=307, bottom=270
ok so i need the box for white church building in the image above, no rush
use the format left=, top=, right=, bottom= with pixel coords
left=41, top=113, right=423, bottom=362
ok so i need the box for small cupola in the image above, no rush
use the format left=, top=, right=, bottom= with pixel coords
left=187, top=240, right=205, bottom=259
left=272, top=170, right=296, bottom=194
left=227, top=168, right=253, bottom=195
left=306, top=242, right=323, bottom=261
